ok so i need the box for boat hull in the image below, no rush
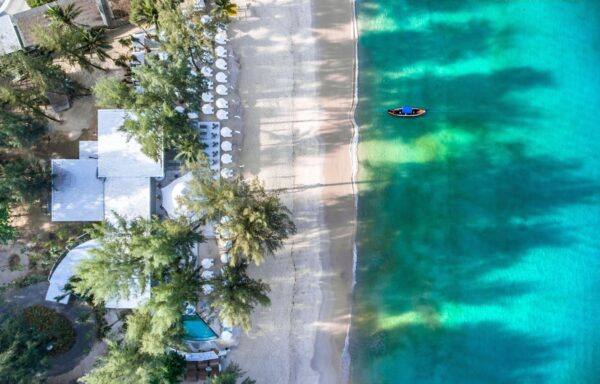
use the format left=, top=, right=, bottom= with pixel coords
left=387, top=108, right=426, bottom=117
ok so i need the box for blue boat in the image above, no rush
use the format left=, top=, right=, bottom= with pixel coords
left=387, top=105, right=426, bottom=117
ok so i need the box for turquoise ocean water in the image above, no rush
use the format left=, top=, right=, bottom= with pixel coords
left=351, top=1, right=600, bottom=383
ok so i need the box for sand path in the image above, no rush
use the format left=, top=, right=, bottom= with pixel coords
left=229, top=0, right=356, bottom=382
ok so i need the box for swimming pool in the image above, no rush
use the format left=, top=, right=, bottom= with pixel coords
left=182, top=314, right=218, bottom=342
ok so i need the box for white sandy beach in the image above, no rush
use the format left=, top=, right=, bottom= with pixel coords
left=229, top=0, right=356, bottom=383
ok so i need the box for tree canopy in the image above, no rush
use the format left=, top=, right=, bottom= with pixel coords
left=0, top=155, right=50, bottom=205
left=208, top=262, right=270, bottom=331
left=182, top=162, right=296, bottom=265
left=206, top=363, right=256, bottom=384
left=125, top=267, right=201, bottom=355
left=0, top=109, right=46, bottom=148
left=35, top=5, right=112, bottom=72
left=72, top=216, right=202, bottom=307
left=0, top=49, right=77, bottom=121
left=0, top=203, right=16, bottom=244
left=93, top=54, right=206, bottom=160
left=79, top=341, right=185, bottom=384
left=211, top=0, right=236, bottom=22
left=0, top=310, right=48, bottom=384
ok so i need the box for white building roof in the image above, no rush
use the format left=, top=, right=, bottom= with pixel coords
left=46, top=239, right=100, bottom=303
left=46, top=239, right=150, bottom=308
left=161, top=172, right=193, bottom=218
left=51, top=159, right=104, bottom=222
left=97, top=109, right=164, bottom=178
left=104, top=177, right=151, bottom=223
left=0, top=15, right=21, bottom=55
left=105, top=282, right=151, bottom=309
left=79, top=140, right=98, bottom=159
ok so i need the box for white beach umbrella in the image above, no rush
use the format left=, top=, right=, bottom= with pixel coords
left=175, top=105, right=185, bottom=113
left=220, top=168, right=234, bottom=179
left=215, top=46, right=227, bottom=58
left=206, top=80, right=214, bottom=89
left=220, top=127, right=233, bottom=137
left=200, top=15, right=212, bottom=24
left=201, top=66, right=213, bottom=77
left=216, top=84, right=228, bottom=96
left=202, top=104, right=215, bottom=115
left=216, top=98, right=228, bottom=109
left=216, top=109, right=229, bottom=120
left=221, top=141, right=232, bottom=152
left=202, top=92, right=214, bottom=102
left=215, top=34, right=227, bottom=45
left=220, top=253, right=230, bottom=263
left=201, top=270, right=214, bottom=279
left=216, top=31, right=227, bottom=41
left=202, top=285, right=214, bottom=294
left=201, top=258, right=214, bottom=269
left=221, top=153, right=232, bottom=164
left=187, top=112, right=199, bottom=120
left=215, top=72, right=228, bottom=83
left=215, top=58, right=227, bottom=70
left=216, top=110, right=228, bottom=120
left=221, top=330, right=233, bottom=341
left=160, top=172, right=194, bottom=218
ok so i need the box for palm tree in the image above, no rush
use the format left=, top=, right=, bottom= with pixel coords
left=207, top=262, right=270, bottom=331
left=130, top=0, right=161, bottom=31
left=206, top=363, right=255, bottom=384
left=79, top=27, right=112, bottom=62
left=181, top=165, right=296, bottom=266
left=211, top=0, right=236, bottom=22
left=216, top=179, right=296, bottom=265
left=45, top=4, right=81, bottom=26
left=174, top=141, right=203, bottom=164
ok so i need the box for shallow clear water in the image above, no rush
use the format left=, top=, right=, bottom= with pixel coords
left=352, top=1, right=600, bottom=383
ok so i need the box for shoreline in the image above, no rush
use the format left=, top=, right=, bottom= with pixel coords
left=230, top=0, right=357, bottom=382
left=312, top=0, right=358, bottom=382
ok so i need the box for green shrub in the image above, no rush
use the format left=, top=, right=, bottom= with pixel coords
left=22, top=305, right=76, bottom=356
left=10, top=274, right=46, bottom=288
left=25, top=0, right=54, bottom=7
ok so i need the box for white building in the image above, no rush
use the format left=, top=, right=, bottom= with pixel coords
left=51, top=109, right=164, bottom=223
left=0, top=15, right=21, bottom=55
left=45, top=239, right=151, bottom=308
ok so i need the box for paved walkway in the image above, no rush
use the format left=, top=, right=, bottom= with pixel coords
left=1, top=282, right=97, bottom=376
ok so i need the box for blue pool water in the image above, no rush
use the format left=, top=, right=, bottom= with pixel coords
left=182, top=314, right=218, bottom=341
left=351, top=1, right=600, bottom=383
